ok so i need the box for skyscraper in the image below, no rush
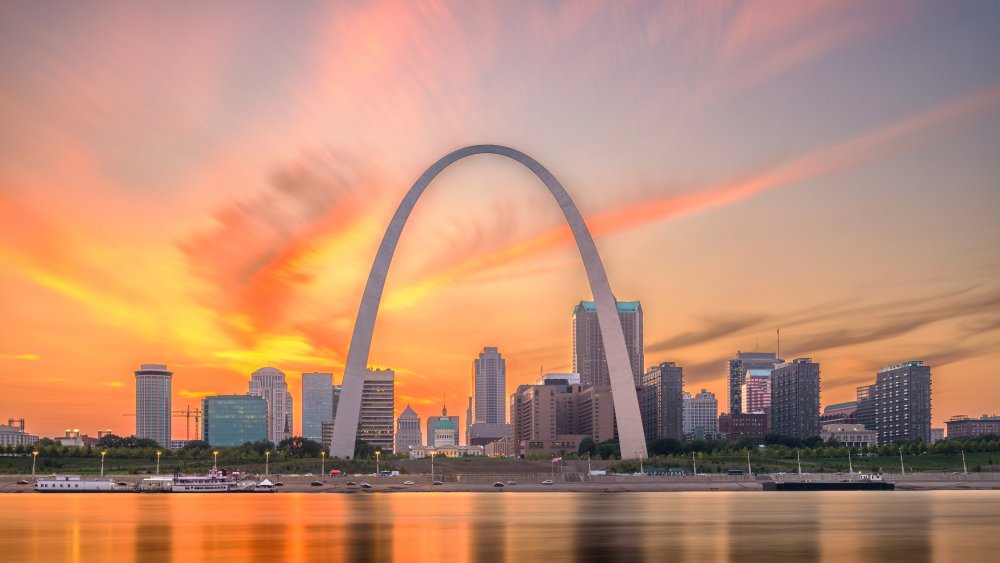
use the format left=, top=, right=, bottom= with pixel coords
left=683, top=389, right=718, bottom=437
left=770, top=358, right=821, bottom=438
left=358, top=368, right=394, bottom=451
left=135, top=363, right=172, bottom=448
left=248, top=367, right=292, bottom=444
left=394, top=405, right=422, bottom=454
left=573, top=300, right=643, bottom=387
left=201, top=394, right=267, bottom=446
left=471, top=347, right=506, bottom=424
left=727, top=352, right=782, bottom=415
left=301, top=372, right=333, bottom=442
left=874, top=361, right=931, bottom=444
left=741, top=371, right=772, bottom=414
left=640, top=362, right=684, bottom=442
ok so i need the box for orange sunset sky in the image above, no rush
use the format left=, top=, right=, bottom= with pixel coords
left=1, top=1, right=999, bottom=440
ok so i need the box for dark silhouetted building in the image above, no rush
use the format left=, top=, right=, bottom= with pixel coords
left=945, top=415, right=1000, bottom=439
left=770, top=358, right=820, bottom=438
left=874, top=361, right=931, bottom=444
left=640, top=362, right=684, bottom=442
left=719, top=412, right=769, bottom=440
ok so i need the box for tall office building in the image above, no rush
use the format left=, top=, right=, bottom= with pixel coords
left=640, top=362, right=684, bottom=442
left=874, top=361, right=932, bottom=444
left=683, top=389, right=719, bottom=437
left=135, top=363, right=172, bottom=447
left=332, top=385, right=342, bottom=422
left=301, top=372, right=333, bottom=442
left=201, top=395, right=267, bottom=446
left=727, top=352, right=781, bottom=415
left=770, top=358, right=821, bottom=439
left=572, top=300, right=643, bottom=387
left=394, top=405, right=422, bottom=454
left=471, top=347, right=506, bottom=425
left=358, top=368, right=395, bottom=451
left=248, top=367, right=292, bottom=444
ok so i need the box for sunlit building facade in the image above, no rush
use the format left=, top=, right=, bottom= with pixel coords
left=301, top=372, right=334, bottom=442
left=573, top=301, right=643, bottom=387
left=358, top=368, right=395, bottom=451
left=135, top=363, right=172, bottom=448
left=248, top=367, right=293, bottom=445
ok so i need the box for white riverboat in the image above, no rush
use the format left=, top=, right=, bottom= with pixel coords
left=35, top=475, right=115, bottom=492
left=171, top=467, right=238, bottom=492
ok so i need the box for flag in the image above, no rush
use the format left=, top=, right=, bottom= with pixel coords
left=552, top=457, right=562, bottom=463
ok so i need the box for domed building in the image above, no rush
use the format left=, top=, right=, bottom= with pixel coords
left=408, top=405, right=484, bottom=459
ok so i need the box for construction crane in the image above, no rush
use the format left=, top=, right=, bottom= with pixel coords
left=123, top=406, right=203, bottom=441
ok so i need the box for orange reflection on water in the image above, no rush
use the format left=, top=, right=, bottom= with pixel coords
left=1, top=491, right=999, bottom=562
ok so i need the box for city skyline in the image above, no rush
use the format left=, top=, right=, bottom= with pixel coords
left=2, top=2, right=1000, bottom=438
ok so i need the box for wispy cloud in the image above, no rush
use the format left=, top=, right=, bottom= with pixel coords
left=178, top=389, right=217, bottom=399
left=102, top=381, right=125, bottom=388
left=0, top=353, right=39, bottom=361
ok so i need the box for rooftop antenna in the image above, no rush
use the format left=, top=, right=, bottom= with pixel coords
left=777, top=328, right=781, bottom=360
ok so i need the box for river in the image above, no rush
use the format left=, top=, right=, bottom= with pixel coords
left=1, top=491, right=998, bottom=562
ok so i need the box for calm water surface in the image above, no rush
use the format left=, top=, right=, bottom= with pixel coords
left=1, top=491, right=998, bottom=562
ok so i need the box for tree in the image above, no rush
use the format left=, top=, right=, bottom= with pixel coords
left=277, top=436, right=322, bottom=458
left=182, top=440, right=211, bottom=451
left=577, top=438, right=597, bottom=457
left=596, top=439, right=620, bottom=460
left=648, top=438, right=682, bottom=456
left=353, top=439, right=374, bottom=459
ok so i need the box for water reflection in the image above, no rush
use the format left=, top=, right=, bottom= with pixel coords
left=0, top=491, right=996, bottom=562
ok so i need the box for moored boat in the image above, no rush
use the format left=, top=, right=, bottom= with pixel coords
left=35, top=475, right=116, bottom=492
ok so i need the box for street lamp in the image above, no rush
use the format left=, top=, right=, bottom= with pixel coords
left=156, top=451, right=162, bottom=475
left=430, top=451, right=435, bottom=482
left=321, top=451, right=326, bottom=477
left=375, top=450, right=381, bottom=476
left=32, top=451, right=38, bottom=477
left=100, top=451, right=107, bottom=477
left=265, top=451, right=270, bottom=477
left=213, top=450, right=219, bottom=469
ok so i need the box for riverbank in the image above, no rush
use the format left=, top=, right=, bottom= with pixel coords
left=2, top=474, right=999, bottom=493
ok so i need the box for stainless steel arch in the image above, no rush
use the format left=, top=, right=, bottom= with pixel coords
left=329, top=145, right=647, bottom=459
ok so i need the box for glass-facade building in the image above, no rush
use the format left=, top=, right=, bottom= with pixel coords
left=135, top=364, right=172, bottom=448
left=202, top=395, right=268, bottom=446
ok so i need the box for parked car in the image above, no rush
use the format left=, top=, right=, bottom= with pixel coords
left=403, top=481, right=415, bottom=486
left=542, top=480, right=554, bottom=485
left=360, top=482, right=372, bottom=489
left=304, top=473, right=313, bottom=477
left=310, top=481, right=323, bottom=486
left=274, top=482, right=285, bottom=487
left=432, top=480, right=444, bottom=485
left=16, top=479, right=29, bottom=485
left=346, top=481, right=357, bottom=486
left=506, top=481, right=517, bottom=485
left=493, top=482, right=505, bottom=487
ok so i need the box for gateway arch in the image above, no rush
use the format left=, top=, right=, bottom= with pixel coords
left=330, top=144, right=648, bottom=460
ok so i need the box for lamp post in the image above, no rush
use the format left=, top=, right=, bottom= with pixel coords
left=100, top=451, right=107, bottom=477
left=213, top=450, right=219, bottom=470
left=375, top=450, right=381, bottom=476
left=746, top=450, right=752, bottom=476
left=32, top=451, right=38, bottom=477
left=156, top=451, right=161, bottom=475
left=848, top=449, right=853, bottom=482
left=430, top=451, right=435, bottom=482
left=321, top=451, right=326, bottom=477
left=691, top=451, right=696, bottom=476
left=265, top=451, right=270, bottom=477
left=797, top=450, right=802, bottom=476
left=962, top=450, right=968, bottom=476
left=899, top=449, right=905, bottom=475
